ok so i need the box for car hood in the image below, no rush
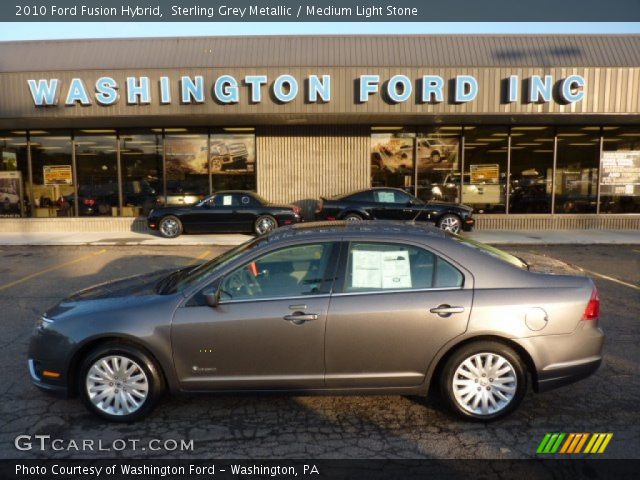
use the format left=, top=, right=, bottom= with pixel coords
left=425, top=201, right=473, bottom=213
left=148, top=206, right=193, bottom=216
left=66, top=268, right=175, bottom=302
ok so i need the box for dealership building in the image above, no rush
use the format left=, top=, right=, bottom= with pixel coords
left=0, top=34, right=639, bottom=231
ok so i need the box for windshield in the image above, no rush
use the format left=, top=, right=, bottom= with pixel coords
left=158, top=236, right=268, bottom=294
left=451, top=235, right=528, bottom=270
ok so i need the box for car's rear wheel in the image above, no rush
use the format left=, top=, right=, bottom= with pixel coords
left=158, top=215, right=182, bottom=238
left=440, top=341, right=527, bottom=421
left=254, top=215, right=277, bottom=235
left=79, top=343, right=164, bottom=422
left=437, top=214, right=462, bottom=234
left=344, top=213, right=363, bottom=223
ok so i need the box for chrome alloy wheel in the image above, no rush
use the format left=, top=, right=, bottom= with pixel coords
left=439, top=215, right=461, bottom=234
left=256, top=216, right=276, bottom=234
left=452, top=353, right=517, bottom=416
left=85, top=355, right=149, bottom=416
left=344, top=214, right=363, bottom=223
left=160, top=218, right=180, bottom=237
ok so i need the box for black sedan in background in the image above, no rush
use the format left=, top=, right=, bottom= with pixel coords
left=316, top=187, right=474, bottom=233
left=148, top=191, right=303, bottom=238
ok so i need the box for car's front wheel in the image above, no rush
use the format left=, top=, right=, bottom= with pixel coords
left=437, top=214, right=462, bottom=234
left=79, top=343, right=164, bottom=422
left=158, top=215, right=183, bottom=238
left=440, top=341, right=527, bottom=421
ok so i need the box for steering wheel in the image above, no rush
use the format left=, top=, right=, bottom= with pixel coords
left=222, top=265, right=263, bottom=298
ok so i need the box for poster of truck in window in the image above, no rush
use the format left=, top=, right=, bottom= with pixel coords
left=416, top=136, right=459, bottom=172
left=600, top=151, right=640, bottom=196
left=210, top=134, right=255, bottom=174
left=0, top=170, right=23, bottom=216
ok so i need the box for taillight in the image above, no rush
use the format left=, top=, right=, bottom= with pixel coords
left=83, top=198, right=96, bottom=206
left=292, top=206, right=301, bottom=215
left=582, top=287, right=600, bottom=321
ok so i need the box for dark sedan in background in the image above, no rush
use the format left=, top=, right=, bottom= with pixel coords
left=147, top=191, right=303, bottom=238
left=316, top=187, right=474, bottom=233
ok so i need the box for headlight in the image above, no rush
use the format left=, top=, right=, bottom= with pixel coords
left=36, top=315, right=54, bottom=331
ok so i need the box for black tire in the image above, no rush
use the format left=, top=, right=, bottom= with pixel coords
left=79, top=342, right=165, bottom=422
left=158, top=215, right=183, bottom=238
left=440, top=341, right=527, bottom=421
left=343, top=212, right=363, bottom=223
left=254, top=214, right=278, bottom=235
left=437, top=213, right=462, bottom=234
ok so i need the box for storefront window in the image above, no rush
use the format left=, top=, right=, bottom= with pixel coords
left=120, top=130, right=163, bottom=216
left=599, top=127, right=640, bottom=213
left=30, top=132, right=75, bottom=218
left=371, top=130, right=415, bottom=190
left=462, top=127, right=508, bottom=213
left=509, top=127, right=555, bottom=213
left=164, top=129, right=209, bottom=206
left=416, top=127, right=461, bottom=202
left=0, top=131, right=29, bottom=217
left=555, top=127, right=600, bottom=213
left=210, top=131, right=256, bottom=192
left=75, top=132, right=118, bottom=216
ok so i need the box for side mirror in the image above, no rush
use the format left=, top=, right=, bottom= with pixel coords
left=202, top=286, right=220, bottom=307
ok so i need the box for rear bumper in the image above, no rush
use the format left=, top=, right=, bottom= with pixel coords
left=536, top=356, right=602, bottom=393
left=514, top=323, right=604, bottom=394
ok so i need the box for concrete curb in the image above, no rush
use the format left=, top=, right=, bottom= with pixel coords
left=0, top=230, right=639, bottom=246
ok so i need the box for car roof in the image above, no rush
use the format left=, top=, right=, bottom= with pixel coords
left=212, top=190, right=257, bottom=196
left=262, top=220, right=447, bottom=244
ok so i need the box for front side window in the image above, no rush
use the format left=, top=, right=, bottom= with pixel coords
left=342, top=242, right=463, bottom=293
left=217, top=243, right=336, bottom=301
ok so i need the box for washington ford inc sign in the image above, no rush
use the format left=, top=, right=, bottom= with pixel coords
left=27, top=73, right=586, bottom=107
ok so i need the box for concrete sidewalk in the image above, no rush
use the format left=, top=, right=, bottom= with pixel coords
left=0, top=229, right=638, bottom=246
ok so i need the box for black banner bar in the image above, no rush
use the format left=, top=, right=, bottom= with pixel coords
left=2, top=459, right=640, bottom=480
left=4, top=0, right=640, bottom=22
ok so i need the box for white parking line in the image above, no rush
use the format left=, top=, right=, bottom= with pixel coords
left=576, top=267, right=640, bottom=292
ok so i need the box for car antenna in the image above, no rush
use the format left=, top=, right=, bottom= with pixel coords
left=409, top=197, right=424, bottom=224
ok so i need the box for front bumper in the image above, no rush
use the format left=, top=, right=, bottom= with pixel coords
left=147, top=217, right=160, bottom=230
left=462, top=216, right=475, bottom=231
left=28, top=359, right=70, bottom=398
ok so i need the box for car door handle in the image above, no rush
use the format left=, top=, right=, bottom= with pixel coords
left=283, top=313, right=318, bottom=325
left=429, top=304, right=465, bottom=317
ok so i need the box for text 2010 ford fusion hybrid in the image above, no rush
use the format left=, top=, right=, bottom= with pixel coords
left=28, top=221, right=603, bottom=422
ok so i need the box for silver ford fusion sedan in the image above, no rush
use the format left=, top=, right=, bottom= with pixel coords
left=28, top=221, right=604, bottom=422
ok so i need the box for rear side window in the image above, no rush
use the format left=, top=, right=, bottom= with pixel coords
left=346, top=191, right=374, bottom=202
left=341, top=242, right=463, bottom=293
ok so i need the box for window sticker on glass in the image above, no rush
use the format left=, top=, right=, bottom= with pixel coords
left=351, top=250, right=412, bottom=289
left=222, top=195, right=233, bottom=206
left=376, top=191, right=395, bottom=203
left=381, top=251, right=412, bottom=288
left=241, top=196, right=250, bottom=204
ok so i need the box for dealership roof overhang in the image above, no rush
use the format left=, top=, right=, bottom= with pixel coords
left=0, top=35, right=639, bottom=129
left=2, top=35, right=640, bottom=70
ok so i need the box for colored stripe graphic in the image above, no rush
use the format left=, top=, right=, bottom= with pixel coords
left=538, top=433, right=613, bottom=454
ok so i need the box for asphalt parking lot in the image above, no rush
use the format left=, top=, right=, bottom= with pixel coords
left=0, top=244, right=638, bottom=459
